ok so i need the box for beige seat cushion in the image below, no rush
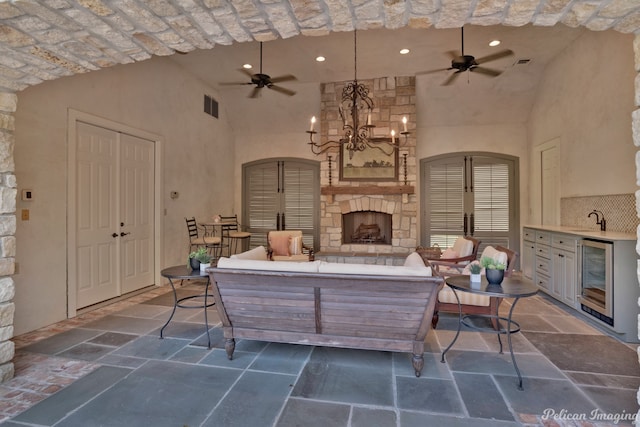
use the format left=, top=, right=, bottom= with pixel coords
left=438, top=286, right=491, bottom=306
left=228, top=231, right=251, bottom=239
left=271, top=254, right=310, bottom=262
left=452, top=237, right=474, bottom=257
left=192, top=236, right=221, bottom=245
left=318, top=261, right=432, bottom=277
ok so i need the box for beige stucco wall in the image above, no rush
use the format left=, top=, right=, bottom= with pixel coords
left=528, top=29, right=636, bottom=226
left=13, top=57, right=236, bottom=335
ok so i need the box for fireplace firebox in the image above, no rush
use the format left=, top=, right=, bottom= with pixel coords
left=342, top=211, right=392, bottom=245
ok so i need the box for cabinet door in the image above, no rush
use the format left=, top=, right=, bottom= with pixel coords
left=551, top=248, right=564, bottom=300
left=562, top=250, right=577, bottom=307
left=522, top=240, right=535, bottom=280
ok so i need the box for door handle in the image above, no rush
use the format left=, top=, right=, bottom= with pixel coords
left=463, top=213, right=468, bottom=235
left=469, top=213, right=475, bottom=235
left=112, top=233, right=118, bottom=238
left=120, top=232, right=130, bottom=237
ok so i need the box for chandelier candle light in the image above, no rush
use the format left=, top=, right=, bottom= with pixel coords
left=306, top=31, right=409, bottom=157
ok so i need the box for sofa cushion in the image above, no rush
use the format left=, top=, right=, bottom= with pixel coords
left=217, top=257, right=321, bottom=273
left=318, top=262, right=431, bottom=277
left=230, top=245, right=268, bottom=261
left=441, top=248, right=459, bottom=259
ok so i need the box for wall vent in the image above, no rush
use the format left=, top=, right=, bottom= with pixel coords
left=204, top=94, right=218, bottom=118
left=515, top=58, right=531, bottom=65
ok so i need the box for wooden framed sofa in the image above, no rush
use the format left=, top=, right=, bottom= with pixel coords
left=207, top=251, right=443, bottom=377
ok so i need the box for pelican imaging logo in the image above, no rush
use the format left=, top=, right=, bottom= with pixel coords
left=542, top=408, right=636, bottom=425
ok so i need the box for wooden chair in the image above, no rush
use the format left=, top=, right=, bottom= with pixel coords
left=266, top=230, right=314, bottom=262
left=420, top=236, right=480, bottom=268
left=185, top=217, right=222, bottom=261
left=219, top=214, right=251, bottom=256
left=431, top=245, right=519, bottom=330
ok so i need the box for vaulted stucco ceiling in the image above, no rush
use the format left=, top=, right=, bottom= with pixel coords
left=0, top=1, right=638, bottom=127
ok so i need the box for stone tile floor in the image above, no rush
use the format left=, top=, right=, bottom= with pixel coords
left=0, top=280, right=637, bottom=426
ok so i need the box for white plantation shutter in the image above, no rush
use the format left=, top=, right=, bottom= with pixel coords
left=422, top=154, right=518, bottom=252
left=244, top=159, right=319, bottom=250
left=426, top=160, right=465, bottom=248
left=473, top=163, right=509, bottom=232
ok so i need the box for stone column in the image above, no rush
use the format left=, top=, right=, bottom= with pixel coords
left=0, top=91, right=17, bottom=382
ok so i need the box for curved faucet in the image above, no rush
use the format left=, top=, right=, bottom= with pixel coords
left=588, top=209, right=606, bottom=231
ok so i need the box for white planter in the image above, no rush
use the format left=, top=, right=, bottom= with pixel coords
left=470, top=273, right=481, bottom=283
left=199, top=262, right=211, bottom=272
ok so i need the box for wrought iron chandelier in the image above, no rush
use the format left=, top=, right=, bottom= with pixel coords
left=306, top=31, right=409, bottom=157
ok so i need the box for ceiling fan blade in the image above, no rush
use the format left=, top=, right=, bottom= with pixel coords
left=269, top=84, right=296, bottom=96
left=248, top=86, right=261, bottom=98
left=445, top=50, right=460, bottom=61
left=442, top=71, right=462, bottom=86
left=472, top=66, right=502, bottom=77
left=475, top=49, right=514, bottom=65
left=219, top=81, right=253, bottom=86
left=416, top=67, right=451, bottom=76
left=269, top=74, right=297, bottom=84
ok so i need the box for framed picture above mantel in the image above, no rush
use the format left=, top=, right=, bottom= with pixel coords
left=339, top=144, right=399, bottom=181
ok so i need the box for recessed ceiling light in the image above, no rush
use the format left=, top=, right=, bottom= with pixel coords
left=400, top=48, right=410, bottom=55
left=316, top=56, right=326, bottom=62
left=242, top=63, right=252, bottom=69
left=489, top=40, right=501, bottom=47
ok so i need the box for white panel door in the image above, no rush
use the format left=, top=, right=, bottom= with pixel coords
left=120, top=133, right=154, bottom=294
left=76, top=122, right=119, bottom=308
left=541, top=145, right=559, bottom=225
left=75, top=123, right=155, bottom=309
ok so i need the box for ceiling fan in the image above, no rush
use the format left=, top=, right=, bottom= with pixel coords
left=421, top=27, right=514, bottom=86
left=220, top=42, right=297, bottom=98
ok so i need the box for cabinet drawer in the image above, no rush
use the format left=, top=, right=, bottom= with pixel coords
left=535, top=243, right=551, bottom=259
left=523, top=228, right=535, bottom=242
left=551, top=233, right=578, bottom=252
left=536, top=271, right=551, bottom=292
left=535, top=231, right=551, bottom=245
left=536, top=257, right=551, bottom=275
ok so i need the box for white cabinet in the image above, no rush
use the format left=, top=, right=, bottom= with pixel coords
left=523, top=228, right=578, bottom=308
left=551, top=233, right=578, bottom=307
left=522, top=228, right=535, bottom=280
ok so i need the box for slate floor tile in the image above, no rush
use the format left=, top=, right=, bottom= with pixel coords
left=453, top=371, right=514, bottom=421
left=396, top=376, right=464, bottom=414
left=276, top=398, right=351, bottom=427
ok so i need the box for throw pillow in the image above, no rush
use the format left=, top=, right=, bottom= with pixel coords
left=441, top=248, right=459, bottom=259
left=403, top=252, right=426, bottom=268
left=289, top=236, right=303, bottom=255
left=231, top=245, right=268, bottom=261
left=269, top=234, right=290, bottom=256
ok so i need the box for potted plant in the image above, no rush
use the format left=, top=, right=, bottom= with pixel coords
left=480, top=256, right=506, bottom=285
left=469, top=262, right=482, bottom=284
left=188, top=248, right=212, bottom=271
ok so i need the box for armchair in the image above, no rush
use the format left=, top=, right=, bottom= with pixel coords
left=431, top=245, right=518, bottom=330
left=266, top=230, right=314, bottom=262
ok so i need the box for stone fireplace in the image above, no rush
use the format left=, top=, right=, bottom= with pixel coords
left=343, top=211, right=392, bottom=245
left=317, top=76, right=417, bottom=264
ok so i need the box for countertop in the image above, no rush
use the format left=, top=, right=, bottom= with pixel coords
left=523, top=225, right=636, bottom=241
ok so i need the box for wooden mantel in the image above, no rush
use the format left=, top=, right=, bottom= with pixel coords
left=321, top=185, right=415, bottom=195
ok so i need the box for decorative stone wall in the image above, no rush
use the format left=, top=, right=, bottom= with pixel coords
left=0, top=92, right=17, bottom=382
left=318, top=77, right=417, bottom=255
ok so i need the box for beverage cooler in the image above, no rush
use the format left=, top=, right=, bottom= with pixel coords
left=578, top=238, right=639, bottom=343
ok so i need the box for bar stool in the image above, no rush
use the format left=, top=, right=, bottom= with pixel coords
left=220, top=215, right=251, bottom=256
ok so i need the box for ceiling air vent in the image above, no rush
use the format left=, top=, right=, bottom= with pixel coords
left=515, top=59, right=531, bottom=66
left=204, top=94, right=218, bottom=118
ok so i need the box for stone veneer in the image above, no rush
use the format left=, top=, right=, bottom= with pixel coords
left=318, top=76, right=417, bottom=255
left=0, top=0, right=637, bottom=390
